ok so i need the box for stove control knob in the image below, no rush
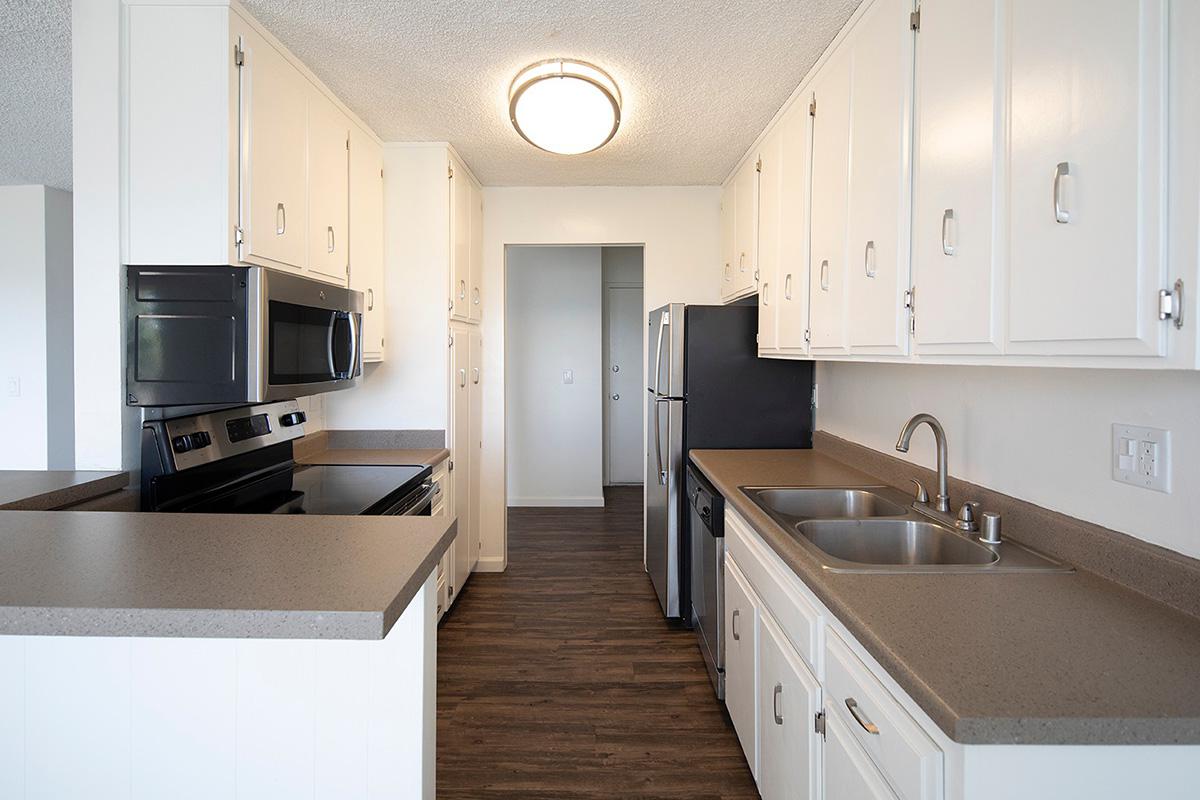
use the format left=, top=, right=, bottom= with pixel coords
left=279, top=411, right=307, bottom=427
left=192, top=431, right=212, bottom=448
left=171, top=434, right=194, bottom=454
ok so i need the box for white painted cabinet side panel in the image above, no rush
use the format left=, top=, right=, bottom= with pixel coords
left=0, top=637, right=24, bottom=800
left=236, top=639, right=318, bottom=798
left=315, top=640, right=371, bottom=799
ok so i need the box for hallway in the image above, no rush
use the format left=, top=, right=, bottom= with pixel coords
left=437, top=486, right=758, bottom=799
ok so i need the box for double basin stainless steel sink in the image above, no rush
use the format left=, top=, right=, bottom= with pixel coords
left=741, top=486, right=1071, bottom=574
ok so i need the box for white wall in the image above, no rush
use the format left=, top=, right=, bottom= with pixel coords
left=479, top=186, right=721, bottom=567
left=0, top=185, right=73, bottom=470
left=816, top=361, right=1200, bottom=560
left=505, top=246, right=604, bottom=506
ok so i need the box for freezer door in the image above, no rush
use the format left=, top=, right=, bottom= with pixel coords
left=646, top=395, right=685, bottom=617
left=647, top=303, right=685, bottom=399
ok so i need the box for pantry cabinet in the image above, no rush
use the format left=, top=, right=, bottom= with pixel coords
left=349, top=125, right=386, bottom=361
left=450, top=155, right=484, bottom=325
left=447, top=324, right=483, bottom=608
left=1005, top=0, right=1168, bottom=357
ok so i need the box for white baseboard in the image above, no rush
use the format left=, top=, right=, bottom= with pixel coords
left=506, top=496, right=606, bottom=507
left=474, top=556, right=506, bottom=573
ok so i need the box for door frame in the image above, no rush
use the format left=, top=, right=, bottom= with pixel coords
left=602, top=280, right=645, bottom=486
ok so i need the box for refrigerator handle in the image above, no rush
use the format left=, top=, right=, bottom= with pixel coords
left=652, top=312, right=670, bottom=397
left=654, top=398, right=667, bottom=485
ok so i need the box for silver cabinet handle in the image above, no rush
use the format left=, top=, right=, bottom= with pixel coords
left=458, top=279, right=466, bottom=300
left=327, top=225, right=335, bottom=253
left=864, top=240, right=876, bottom=278
left=942, top=209, right=956, bottom=255
left=1053, top=161, right=1071, bottom=224
left=731, top=609, right=740, bottom=641
left=472, top=367, right=480, bottom=385
left=845, top=698, right=880, bottom=735
left=610, top=393, right=619, bottom=401
left=473, top=287, right=480, bottom=306
left=723, top=262, right=731, bottom=282
left=784, top=273, right=793, bottom=301
left=458, top=368, right=466, bottom=388
left=819, top=260, right=830, bottom=291
left=367, top=288, right=374, bottom=311
left=276, top=202, right=286, bottom=235
left=761, top=282, right=769, bottom=306
left=773, top=683, right=784, bottom=725
left=739, top=252, right=746, bottom=272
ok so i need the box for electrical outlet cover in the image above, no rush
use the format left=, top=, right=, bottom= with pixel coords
left=1112, top=423, right=1171, bottom=493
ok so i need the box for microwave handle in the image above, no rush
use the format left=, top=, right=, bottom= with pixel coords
left=327, top=311, right=360, bottom=380
left=349, top=311, right=360, bottom=377
left=326, top=311, right=338, bottom=379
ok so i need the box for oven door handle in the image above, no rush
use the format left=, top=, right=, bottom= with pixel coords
left=398, top=481, right=438, bottom=515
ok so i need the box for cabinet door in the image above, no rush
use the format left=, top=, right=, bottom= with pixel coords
left=241, top=28, right=308, bottom=271
left=757, top=128, right=783, bottom=352
left=758, top=612, right=821, bottom=800
left=450, top=329, right=472, bottom=591
left=1006, top=0, right=1167, bottom=356
left=720, top=183, right=737, bottom=298
left=776, top=101, right=813, bottom=353
left=808, top=48, right=852, bottom=353
left=912, top=0, right=1001, bottom=353
left=846, top=0, right=913, bottom=355
left=724, top=557, right=759, bottom=780
left=825, top=712, right=900, bottom=800
left=449, top=157, right=471, bottom=321
left=306, top=87, right=349, bottom=284
left=733, top=158, right=760, bottom=294
left=467, top=329, right=482, bottom=571
left=468, top=183, right=483, bottom=322
left=349, top=125, right=385, bottom=359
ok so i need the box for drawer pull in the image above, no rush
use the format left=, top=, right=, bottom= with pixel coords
left=731, top=609, right=740, bottom=641
left=773, top=683, right=784, bottom=725
left=846, top=697, right=880, bottom=735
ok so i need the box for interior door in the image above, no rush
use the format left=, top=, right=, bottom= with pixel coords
left=1006, top=0, right=1167, bottom=356
left=606, top=286, right=643, bottom=484
left=468, top=329, right=482, bottom=571
left=845, top=0, right=913, bottom=355
left=776, top=100, right=812, bottom=353
left=724, top=557, right=759, bottom=780
left=758, top=611, right=822, bottom=800
left=807, top=47, right=852, bottom=354
left=241, top=28, right=308, bottom=271
left=912, top=0, right=1001, bottom=353
left=306, top=86, right=349, bottom=284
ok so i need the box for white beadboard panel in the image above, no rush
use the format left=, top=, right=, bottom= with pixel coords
left=236, top=639, right=318, bottom=798
left=314, top=640, right=372, bottom=799
left=130, top=638, right=237, bottom=800
left=25, top=636, right=132, bottom=799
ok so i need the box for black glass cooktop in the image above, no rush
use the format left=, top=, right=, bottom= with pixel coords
left=179, top=464, right=430, bottom=515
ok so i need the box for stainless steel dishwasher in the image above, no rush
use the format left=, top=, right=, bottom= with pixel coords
left=687, top=464, right=725, bottom=699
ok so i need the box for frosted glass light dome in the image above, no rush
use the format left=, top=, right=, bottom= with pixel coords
left=509, top=59, right=622, bottom=155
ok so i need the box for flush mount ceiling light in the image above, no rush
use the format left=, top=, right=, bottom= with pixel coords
left=508, top=59, right=622, bottom=155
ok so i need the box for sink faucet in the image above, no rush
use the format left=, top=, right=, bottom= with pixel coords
left=895, top=413, right=951, bottom=513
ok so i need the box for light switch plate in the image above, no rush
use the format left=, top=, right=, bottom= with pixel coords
left=5, top=377, right=18, bottom=398
left=562, top=369, right=574, bottom=385
left=1112, top=423, right=1171, bottom=493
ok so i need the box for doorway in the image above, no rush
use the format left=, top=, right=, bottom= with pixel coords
left=601, top=247, right=644, bottom=486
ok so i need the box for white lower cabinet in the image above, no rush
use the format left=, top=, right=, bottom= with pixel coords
left=758, top=610, right=822, bottom=800
left=724, top=557, right=760, bottom=778
left=825, top=711, right=899, bottom=800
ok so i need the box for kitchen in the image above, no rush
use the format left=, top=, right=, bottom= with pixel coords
left=1, top=1, right=1199, bottom=798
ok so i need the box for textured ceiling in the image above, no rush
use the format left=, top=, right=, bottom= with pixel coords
left=0, top=0, right=72, bottom=191
left=0, top=0, right=862, bottom=190
left=240, top=0, right=862, bottom=186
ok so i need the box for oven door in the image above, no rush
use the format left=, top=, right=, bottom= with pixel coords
left=381, top=479, right=438, bottom=517
left=250, top=268, right=364, bottom=402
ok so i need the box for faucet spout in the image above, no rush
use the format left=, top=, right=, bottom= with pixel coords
left=895, top=413, right=951, bottom=513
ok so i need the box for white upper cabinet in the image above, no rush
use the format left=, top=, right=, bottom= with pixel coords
left=241, top=25, right=309, bottom=273
left=449, top=154, right=472, bottom=322
left=349, top=125, right=385, bottom=361
left=469, top=185, right=484, bottom=323
left=757, top=126, right=784, bottom=353
left=912, top=0, right=1001, bottom=354
left=845, top=0, right=914, bottom=355
left=305, top=86, right=350, bottom=283
left=775, top=101, right=814, bottom=354
left=808, top=46, right=853, bottom=354
left=720, top=183, right=737, bottom=297
left=733, top=158, right=760, bottom=296
left=1006, top=0, right=1168, bottom=357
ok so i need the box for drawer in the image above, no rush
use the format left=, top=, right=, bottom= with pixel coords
left=725, top=509, right=822, bottom=676
left=824, top=629, right=943, bottom=800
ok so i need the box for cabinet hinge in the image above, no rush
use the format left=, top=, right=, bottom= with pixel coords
left=233, top=225, right=244, bottom=247
left=905, top=286, right=916, bottom=335
left=448, top=460, right=455, bottom=472
left=755, top=157, right=763, bottom=173
left=814, top=711, right=826, bottom=738
left=804, top=329, right=811, bottom=344
left=448, top=162, right=454, bottom=179
left=448, top=332, right=454, bottom=347
left=910, top=7, right=921, bottom=31
left=346, top=137, right=350, bottom=151
left=233, top=43, right=244, bottom=68
left=809, top=96, right=817, bottom=118
left=1159, top=279, right=1184, bottom=330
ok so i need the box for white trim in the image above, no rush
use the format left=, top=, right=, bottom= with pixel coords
left=473, top=556, right=507, bottom=573
left=506, top=496, right=606, bottom=507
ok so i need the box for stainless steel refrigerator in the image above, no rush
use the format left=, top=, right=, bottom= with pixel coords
left=645, top=302, right=814, bottom=619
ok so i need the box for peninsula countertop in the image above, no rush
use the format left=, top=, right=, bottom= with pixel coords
left=689, top=448, right=1200, bottom=746
left=0, top=470, right=129, bottom=510
left=0, top=509, right=455, bottom=640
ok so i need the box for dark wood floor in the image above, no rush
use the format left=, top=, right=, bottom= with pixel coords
left=437, top=486, right=758, bottom=799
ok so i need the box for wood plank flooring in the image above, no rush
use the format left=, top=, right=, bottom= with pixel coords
left=437, top=486, right=758, bottom=799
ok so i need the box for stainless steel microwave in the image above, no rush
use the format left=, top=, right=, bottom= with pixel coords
left=126, top=266, right=363, bottom=407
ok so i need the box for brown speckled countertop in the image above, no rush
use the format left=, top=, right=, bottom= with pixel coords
left=0, top=510, right=455, bottom=640
left=0, top=470, right=129, bottom=511
left=689, top=448, right=1200, bottom=746
left=297, top=447, right=450, bottom=468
